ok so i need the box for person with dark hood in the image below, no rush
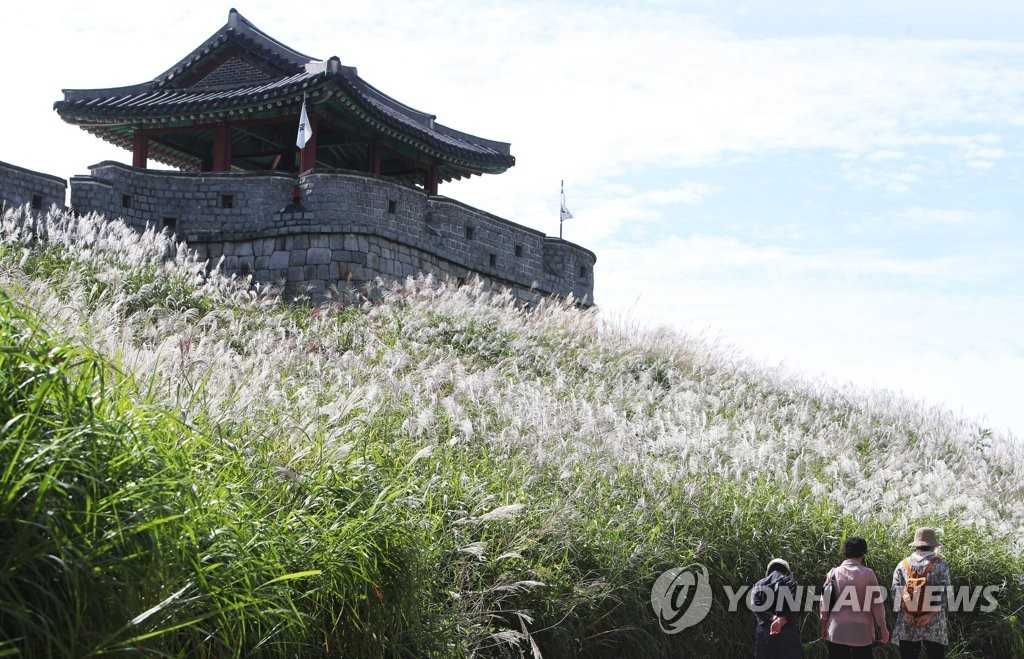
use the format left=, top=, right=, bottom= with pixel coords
left=752, top=557, right=804, bottom=659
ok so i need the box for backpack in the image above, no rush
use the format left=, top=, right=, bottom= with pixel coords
left=901, top=557, right=939, bottom=627
left=822, top=570, right=838, bottom=612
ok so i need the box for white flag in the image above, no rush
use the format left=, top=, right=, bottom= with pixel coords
left=296, top=96, right=313, bottom=149
left=560, top=180, right=573, bottom=221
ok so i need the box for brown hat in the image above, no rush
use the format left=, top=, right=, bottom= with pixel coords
left=910, top=527, right=939, bottom=549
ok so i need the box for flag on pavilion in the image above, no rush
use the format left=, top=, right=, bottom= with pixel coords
left=296, top=95, right=313, bottom=149
left=560, top=180, right=573, bottom=221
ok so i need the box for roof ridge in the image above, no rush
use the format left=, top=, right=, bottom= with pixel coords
left=154, top=9, right=318, bottom=88
left=229, top=8, right=317, bottom=64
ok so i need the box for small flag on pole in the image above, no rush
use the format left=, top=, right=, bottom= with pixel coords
left=560, top=180, right=573, bottom=221
left=559, top=180, right=573, bottom=239
left=296, top=94, right=313, bottom=149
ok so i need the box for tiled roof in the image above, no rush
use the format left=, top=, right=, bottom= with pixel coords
left=54, top=9, right=514, bottom=173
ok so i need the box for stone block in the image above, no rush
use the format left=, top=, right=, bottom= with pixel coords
left=307, top=247, right=331, bottom=265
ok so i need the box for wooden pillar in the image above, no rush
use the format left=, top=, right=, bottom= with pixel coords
left=368, top=140, right=381, bottom=175
left=299, top=115, right=318, bottom=174
left=132, top=130, right=148, bottom=169
left=424, top=165, right=439, bottom=196
left=213, top=123, right=232, bottom=172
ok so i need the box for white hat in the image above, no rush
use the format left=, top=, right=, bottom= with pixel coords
left=766, top=558, right=791, bottom=576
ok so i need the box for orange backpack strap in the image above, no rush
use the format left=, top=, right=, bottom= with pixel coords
left=904, top=556, right=937, bottom=579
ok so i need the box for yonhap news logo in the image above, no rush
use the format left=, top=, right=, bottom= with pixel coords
left=650, top=565, right=1001, bottom=632
left=650, top=564, right=714, bottom=633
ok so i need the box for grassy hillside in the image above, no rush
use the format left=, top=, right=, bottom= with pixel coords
left=1, top=206, right=1022, bottom=658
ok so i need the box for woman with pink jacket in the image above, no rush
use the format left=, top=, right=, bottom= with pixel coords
left=820, top=536, right=891, bottom=658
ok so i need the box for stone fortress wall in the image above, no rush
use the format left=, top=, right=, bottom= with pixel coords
left=2, top=160, right=595, bottom=305
left=0, top=160, right=67, bottom=214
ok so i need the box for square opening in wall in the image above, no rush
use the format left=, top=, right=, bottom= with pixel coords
left=579, top=265, right=588, bottom=277
left=465, top=226, right=475, bottom=240
left=162, top=217, right=177, bottom=233
left=387, top=200, right=397, bottom=214
left=221, top=194, right=234, bottom=209
left=122, top=194, right=132, bottom=209
left=31, top=194, right=43, bottom=210
left=489, top=254, right=497, bottom=267
left=515, top=244, right=523, bottom=258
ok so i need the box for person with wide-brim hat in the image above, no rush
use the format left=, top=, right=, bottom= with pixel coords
left=891, top=527, right=951, bottom=659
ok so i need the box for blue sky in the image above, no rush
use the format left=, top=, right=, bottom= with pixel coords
left=4, top=1, right=1022, bottom=437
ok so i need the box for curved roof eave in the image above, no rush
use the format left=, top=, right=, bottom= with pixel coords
left=57, top=73, right=514, bottom=172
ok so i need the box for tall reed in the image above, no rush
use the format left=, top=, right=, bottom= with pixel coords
left=2, top=205, right=1022, bottom=657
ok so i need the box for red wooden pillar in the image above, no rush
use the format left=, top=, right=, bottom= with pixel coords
left=368, top=140, right=381, bottom=175
left=132, top=130, right=149, bottom=169
left=213, top=123, right=232, bottom=171
left=299, top=115, right=317, bottom=174
left=424, top=165, right=439, bottom=196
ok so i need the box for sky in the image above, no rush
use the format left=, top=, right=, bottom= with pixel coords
left=3, top=1, right=1023, bottom=438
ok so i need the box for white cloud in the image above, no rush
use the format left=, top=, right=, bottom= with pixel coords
left=890, top=206, right=1007, bottom=228
left=606, top=233, right=1004, bottom=283
left=841, top=160, right=928, bottom=193
left=866, top=150, right=908, bottom=161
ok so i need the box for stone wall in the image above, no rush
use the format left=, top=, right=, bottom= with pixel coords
left=0, top=160, right=66, bottom=213
left=66, top=162, right=596, bottom=305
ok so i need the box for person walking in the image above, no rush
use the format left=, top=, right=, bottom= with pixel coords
left=891, top=527, right=951, bottom=659
left=752, top=558, right=804, bottom=659
left=820, top=536, right=890, bottom=658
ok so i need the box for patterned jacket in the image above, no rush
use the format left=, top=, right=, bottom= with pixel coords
left=891, top=550, right=951, bottom=645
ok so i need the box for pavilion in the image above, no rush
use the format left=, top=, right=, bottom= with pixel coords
left=54, top=9, right=516, bottom=195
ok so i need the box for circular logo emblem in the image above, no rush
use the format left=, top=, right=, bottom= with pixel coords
left=651, top=564, right=714, bottom=633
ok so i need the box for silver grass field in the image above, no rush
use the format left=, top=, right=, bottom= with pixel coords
left=1, top=205, right=1022, bottom=658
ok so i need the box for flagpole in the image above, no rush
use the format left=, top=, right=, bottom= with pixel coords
left=294, top=92, right=313, bottom=203
left=560, top=180, right=564, bottom=239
